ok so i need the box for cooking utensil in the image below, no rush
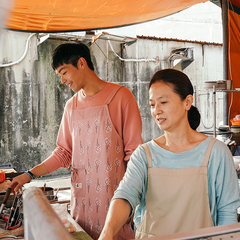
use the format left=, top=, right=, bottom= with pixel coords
left=43, top=183, right=46, bottom=192
left=53, top=188, right=59, bottom=201
left=0, top=187, right=11, bottom=216
left=5, top=214, right=22, bottom=230
left=231, top=126, right=240, bottom=133
left=9, top=193, right=22, bottom=227
left=230, top=119, right=240, bottom=126
left=218, top=125, right=229, bottom=131
left=0, top=172, right=24, bottom=183
left=0, top=191, right=15, bottom=208
left=0, top=173, right=5, bottom=183
left=39, top=186, right=54, bottom=196
left=39, top=186, right=56, bottom=201
left=236, top=115, right=240, bottom=120
left=14, top=205, right=23, bottom=226
left=7, top=193, right=19, bottom=226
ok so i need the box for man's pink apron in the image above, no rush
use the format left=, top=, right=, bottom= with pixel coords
left=70, top=84, right=134, bottom=240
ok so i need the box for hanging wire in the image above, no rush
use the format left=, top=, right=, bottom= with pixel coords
left=107, top=39, right=158, bottom=63
left=0, top=33, right=36, bottom=67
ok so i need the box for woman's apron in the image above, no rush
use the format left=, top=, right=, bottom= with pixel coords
left=70, top=84, right=134, bottom=240
left=135, top=138, right=216, bottom=239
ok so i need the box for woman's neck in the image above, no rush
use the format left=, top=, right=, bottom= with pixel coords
left=155, top=129, right=207, bottom=153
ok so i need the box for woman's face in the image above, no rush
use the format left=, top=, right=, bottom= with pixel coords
left=149, top=81, right=192, bottom=132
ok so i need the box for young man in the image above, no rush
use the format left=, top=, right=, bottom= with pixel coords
left=11, top=43, right=143, bottom=239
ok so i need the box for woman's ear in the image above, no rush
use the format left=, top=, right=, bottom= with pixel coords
left=185, top=95, right=194, bottom=110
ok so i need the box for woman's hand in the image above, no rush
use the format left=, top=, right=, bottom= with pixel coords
left=98, top=199, right=131, bottom=240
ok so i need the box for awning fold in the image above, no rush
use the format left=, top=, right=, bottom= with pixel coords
left=6, top=0, right=206, bottom=32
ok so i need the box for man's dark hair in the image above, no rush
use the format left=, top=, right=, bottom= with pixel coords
left=51, top=43, right=94, bottom=71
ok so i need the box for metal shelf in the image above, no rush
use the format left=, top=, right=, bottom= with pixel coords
left=208, top=86, right=240, bottom=137
left=215, top=89, right=240, bottom=92
left=200, top=130, right=233, bottom=135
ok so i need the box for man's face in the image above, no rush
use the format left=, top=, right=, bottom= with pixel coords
left=55, top=62, right=85, bottom=92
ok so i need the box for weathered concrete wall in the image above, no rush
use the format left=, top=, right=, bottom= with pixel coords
left=0, top=31, right=74, bottom=175
left=0, top=30, right=223, bottom=174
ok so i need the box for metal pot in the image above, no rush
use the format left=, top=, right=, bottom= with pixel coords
left=38, top=186, right=58, bottom=201
left=39, top=186, right=54, bottom=196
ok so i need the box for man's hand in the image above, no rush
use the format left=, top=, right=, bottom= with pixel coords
left=10, top=163, right=49, bottom=193
left=10, top=173, right=31, bottom=192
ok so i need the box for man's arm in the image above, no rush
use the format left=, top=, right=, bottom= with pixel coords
left=10, top=163, right=49, bottom=192
left=99, top=199, right=131, bottom=240
left=109, top=86, right=143, bottom=161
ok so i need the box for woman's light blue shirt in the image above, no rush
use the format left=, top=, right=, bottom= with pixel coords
left=113, top=137, right=240, bottom=229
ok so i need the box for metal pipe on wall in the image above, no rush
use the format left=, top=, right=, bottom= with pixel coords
left=222, top=0, right=229, bottom=125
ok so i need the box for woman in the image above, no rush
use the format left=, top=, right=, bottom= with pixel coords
left=99, top=69, right=240, bottom=239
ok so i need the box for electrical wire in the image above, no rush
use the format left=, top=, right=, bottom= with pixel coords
left=0, top=33, right=36, bottom=68
left=168, top=48, right=189, bottom=60
left=107, top=40, right=158, bottom=63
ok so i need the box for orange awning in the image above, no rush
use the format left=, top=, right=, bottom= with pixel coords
left=6, top=0, right=206, bottom=32
left=228, top=0, right=240, bottom=119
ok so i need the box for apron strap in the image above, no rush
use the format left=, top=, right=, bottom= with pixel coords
left=142, top=143, right=152, bottom=168
left=202, top=138, right=217, bottom=167
left=73, top=84, right=122, bottom=109
left=142, top=138, right=216, bottom=169
left=72, top=92, right=80, bottom=109
left=104, top=84, right=123, bottom=105
left=72, top=92, right=79, bottom=109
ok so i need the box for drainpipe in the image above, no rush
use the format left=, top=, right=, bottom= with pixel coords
left=222, top=0, right=229, bottom=125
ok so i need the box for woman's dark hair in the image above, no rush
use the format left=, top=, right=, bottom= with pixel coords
left=149, top=69, right=200, bottom=130
left=51, top=43, right=94, bottom=71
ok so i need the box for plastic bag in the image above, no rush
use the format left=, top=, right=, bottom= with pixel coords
left=51, top=203, right=76, bottom=233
